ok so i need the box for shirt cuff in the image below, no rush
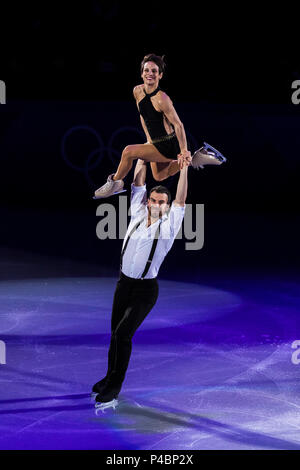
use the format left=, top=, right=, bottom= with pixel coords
left=131, top=183, right=146, bottom=192
left=171, top=202, right=186, bottom=210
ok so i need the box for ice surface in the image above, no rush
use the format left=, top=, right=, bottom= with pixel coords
left=0, top=275, right=300, bottom=450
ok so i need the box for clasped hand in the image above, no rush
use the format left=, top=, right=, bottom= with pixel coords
left=177, top=150, right=192, bottom=169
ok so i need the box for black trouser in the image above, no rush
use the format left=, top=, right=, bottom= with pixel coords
left=105, top=271, right=159, bottom=388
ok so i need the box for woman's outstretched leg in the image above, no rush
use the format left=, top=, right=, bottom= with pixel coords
left=113, top=144, right=172, bottom=181
left=112, top=147, right=137, bottom=181
left=94, top=143, right=174, bottom=199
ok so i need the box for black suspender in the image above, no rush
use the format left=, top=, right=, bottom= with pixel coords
left=120, top=219, right=142, bottom=271
left=141, top=222, right=161, bottom=279
left=120, top=218, right=162, bottom=279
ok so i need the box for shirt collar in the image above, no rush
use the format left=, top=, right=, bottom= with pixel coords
left=142, top=211, right=168, bottom=227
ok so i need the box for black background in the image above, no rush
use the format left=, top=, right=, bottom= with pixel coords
left=1, top=2, right=299, bottom=104
left=0, top=1, right=299, bottom=276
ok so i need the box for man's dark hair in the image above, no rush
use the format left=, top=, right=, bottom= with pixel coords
left=149, top=185, right=171, bottom=205
left=140, top=53, right=166, bottom=75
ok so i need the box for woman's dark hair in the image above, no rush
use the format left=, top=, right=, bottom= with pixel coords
left=140, top=53, right=166, bottom=75
left=149, top=185, right=171, bottom=205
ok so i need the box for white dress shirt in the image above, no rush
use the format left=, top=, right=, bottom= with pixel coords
left=121, top=183, right=185, bottom=279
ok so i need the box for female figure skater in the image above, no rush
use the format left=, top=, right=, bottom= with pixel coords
left=94, top=53, right=226, bottom=199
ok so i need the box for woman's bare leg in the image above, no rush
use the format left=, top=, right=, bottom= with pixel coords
left=113, top=144, right=173, bottom=181
left=150, top=160, right=181, bottom=181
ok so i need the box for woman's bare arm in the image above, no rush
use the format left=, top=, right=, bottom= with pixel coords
left=157, top=93, right=188, bottom=153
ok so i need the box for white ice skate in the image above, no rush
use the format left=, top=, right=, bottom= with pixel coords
left=95, top=398, right=119, bottom=414
left=93, top=174, right=127, bottom=199
left=191, top=141, right=227, bottom=170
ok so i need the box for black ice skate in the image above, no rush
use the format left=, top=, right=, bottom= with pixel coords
left=91, top=376, right=109, bottom=402
left=94, top=379, right=122, bottom=414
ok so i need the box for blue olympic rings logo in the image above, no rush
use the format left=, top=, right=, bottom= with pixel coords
left=61, top=125, right=199, bottom=187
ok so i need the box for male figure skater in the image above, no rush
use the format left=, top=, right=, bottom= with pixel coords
left=92, top=155, right=190, bottom=412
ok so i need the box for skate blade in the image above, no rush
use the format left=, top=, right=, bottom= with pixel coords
left=90, top=392, right=98, bottom=402
left=93, top=189, right=127, bottom=200
left=95, top=398, right=118, bottom=414
left=202, top=141, right=227, bottom=162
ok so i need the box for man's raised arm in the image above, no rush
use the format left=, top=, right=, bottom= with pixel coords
left=133, top=158, right=147, bottom=186
left=173, top=165, right=188, bottom=207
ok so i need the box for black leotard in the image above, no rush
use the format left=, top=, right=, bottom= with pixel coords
left=138, top=86, right=181, bottom=160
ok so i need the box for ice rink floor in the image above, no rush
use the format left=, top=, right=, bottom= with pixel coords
left=0, top=268, right=300, bottom=450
